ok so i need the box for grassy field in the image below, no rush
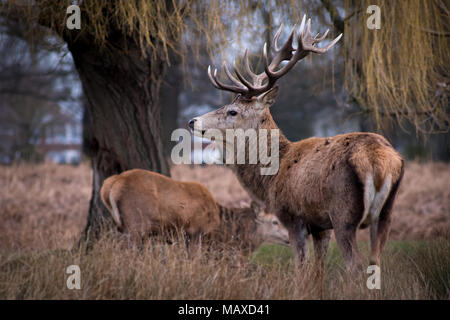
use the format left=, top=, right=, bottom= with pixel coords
left=0, top=162, right=449, bottom=299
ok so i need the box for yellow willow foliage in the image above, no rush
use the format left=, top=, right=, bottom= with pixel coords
left=3, top=1, right=448, bottom=133
left=2, top=0, right=302, bottom=88
left=3, top=0, right=300, bottom=62
left=344, top=0, right=449, bottom=134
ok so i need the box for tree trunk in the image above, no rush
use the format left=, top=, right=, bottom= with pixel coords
left=161, top=55, right=182, bottom=156
left=67, top=35, right=170, bottom=240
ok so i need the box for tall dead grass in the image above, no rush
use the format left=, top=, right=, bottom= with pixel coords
left=389, top=162, right=450, bottom=239
left=0, top=164, right=91, bottom=250
left=0, top=232, right=448, bottom=299
left=0, top=162, right=449, bottom=299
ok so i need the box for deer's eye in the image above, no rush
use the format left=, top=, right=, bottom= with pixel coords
left=228, top=110, right=238, bottom=116
left=272, top=221, right=279, bottom=225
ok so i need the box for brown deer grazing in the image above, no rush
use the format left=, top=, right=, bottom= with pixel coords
left=100, top=169, right=289, bottom=249
left=189, top=15, right=404, bottom=272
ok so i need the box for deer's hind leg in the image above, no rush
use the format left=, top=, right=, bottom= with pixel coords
left=279, top=213, right=309, bottom=267
left=333, top=220, right=362, bottom=274
left=369, top=176, right=401, bottom=267
left=312, top=229, right=331, bottom=272
left=330, top=198, right=364, bottom=274
left=311, top=228, right=331, bottom=298
left=329, top=167, right=366, bottom=274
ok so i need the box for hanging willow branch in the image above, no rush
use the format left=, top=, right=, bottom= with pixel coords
left=0, top=0, right=303, bottom=87
left=343, top=0, right=449, bottom=134
left=1, top=0, right=449, bottom=134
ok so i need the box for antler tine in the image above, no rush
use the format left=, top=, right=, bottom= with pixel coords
left=270, top=24, right=296, bottom=67
left=243, top=49, right=258, bottom=82
left=320, top=33, right=343, bottom=52
left=305, top=18, right=311, bottom=38
left=273, top=23, right=284, bottom=52
left=264, top=42, right=300, bottom=79
left=300, top=30, right=343, bottom=54
left=298, top=17, right=342, bottom=54
left=263, top=42, right=275, bottom=78
left=207, top=66, right=220, bottom=89
left=233, top=60, right=259, bottom=90
left=298, top=14, right=306, bottom=35
left=313, top=29, right=329, bottom=44
left=222, top=61, right=247, bottom=89
left=207, top=65, right=248, bottom=94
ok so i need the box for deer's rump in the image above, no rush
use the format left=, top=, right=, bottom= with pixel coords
left=270, top=132, right=404, bottom=230
left=100, top=169, right=221, bottom=237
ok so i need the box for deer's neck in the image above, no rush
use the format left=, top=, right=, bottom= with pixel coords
left=259, top=110, right=291, bottom=153
left=217, top=204, right=257, bottom=245
left=229, top=110, right=291, bottom=204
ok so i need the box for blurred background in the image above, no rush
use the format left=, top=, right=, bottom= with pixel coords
left=0, top=0, right=448, bottom=167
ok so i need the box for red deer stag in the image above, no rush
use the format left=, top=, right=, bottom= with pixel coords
left=100, top=169, right=289, bottom=249
left=189, top=15, right=404, bottom=272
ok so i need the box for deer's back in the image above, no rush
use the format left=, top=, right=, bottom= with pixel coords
left=270, top=132, right=403, bottom=228
left=102, top=169, right=221, bottom=236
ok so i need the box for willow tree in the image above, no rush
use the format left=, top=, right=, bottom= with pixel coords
left=0, top=0, right=293, bottom=238
left=1, top=1, right=203, bottom=237
left=11, top=1, right=184, bottom=237
left=341, top=0, right=449, bottom=135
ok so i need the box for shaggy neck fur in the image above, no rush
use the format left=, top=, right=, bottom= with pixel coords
left=228, top=109, right=291, bottom=204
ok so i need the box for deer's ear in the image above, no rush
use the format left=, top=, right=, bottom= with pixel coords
left=256, top=86, right=279, bottom=108
left=250, top=201, right=261, bottom=218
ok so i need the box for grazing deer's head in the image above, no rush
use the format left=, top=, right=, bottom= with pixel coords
left=255, top=212, right=290, bottom=246
left=189, top=15, right=342, bottom=136
left=225, top=201, right=289, bottom=247
left=247, top=200, right=289, bottom=245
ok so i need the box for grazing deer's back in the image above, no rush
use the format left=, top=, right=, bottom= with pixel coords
left=100, top=169, right=221, bottom=236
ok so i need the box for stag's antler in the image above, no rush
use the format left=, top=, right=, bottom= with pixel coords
left=208, top=15, right=343, bottom=98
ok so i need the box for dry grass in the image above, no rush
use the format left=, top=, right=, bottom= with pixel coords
left=0, top=164, right=91, bottom=250
left=0, top=233, right=448, bottom=299
left=389, top=162, right=450, bottom=239
left=0, top=162, right=449, bottom=299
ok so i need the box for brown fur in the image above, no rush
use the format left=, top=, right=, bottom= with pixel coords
left=100, top=169, right=288, bottom=248
left=193, top=86, right=404, bottom=272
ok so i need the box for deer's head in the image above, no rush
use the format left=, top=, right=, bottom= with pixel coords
left=226, top=201, right=289, bottom=247
left=189, top=87, right=279, bottom=135
left=189, top=15, right=342, bottom=137
left=255, top=212, right=290, bottom=246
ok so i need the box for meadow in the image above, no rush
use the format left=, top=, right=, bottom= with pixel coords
left=0, top=162, right=449, bottom=299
